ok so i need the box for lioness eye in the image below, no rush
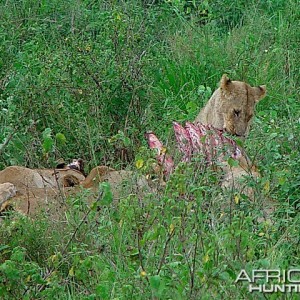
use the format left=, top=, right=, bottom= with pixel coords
left=233, top=109, right=241, bottom=117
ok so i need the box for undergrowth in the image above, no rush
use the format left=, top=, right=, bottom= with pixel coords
left=0, top=0, right=299, bottom=299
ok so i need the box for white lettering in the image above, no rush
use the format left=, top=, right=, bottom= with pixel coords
left=288, top=270, right=300, bottom=283
left=236, top=269, right=300, bottom=293
left=252, top=270, right=266, bottom=283
left=266, top=270, right=280, bottom=283
left=262, top=284, right=275, bottom=293
left=249, top=284, right=262, bottom=293
left=273, top=284, right=285, bottom=292
left=285, top=284, right=300, bottom=292
left=235, top=269, right=251, bottom=283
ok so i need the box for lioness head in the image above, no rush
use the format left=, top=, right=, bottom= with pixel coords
left=219, top=74, right=266, bottom=137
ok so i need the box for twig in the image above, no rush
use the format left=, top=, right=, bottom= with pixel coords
left=190, top=205, right=200, bottom=297
left=0, top=129, right=18, bottom=156
left=156, top=229, right=175, bottom=275
left=26, top=192, right=103, bottom=295
left=61, top=192, right=102, bottom=256
left=51, top=169, right=66, bottom=204
left=132, top=201, right=150, bottom=283
left=0, top=109, right=30, bottom=157
left=70, top=9, right=75, bottom=35
left=82, top=60, right=104, bottom=93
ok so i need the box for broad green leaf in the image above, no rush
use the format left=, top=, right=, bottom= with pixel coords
left=150, top=275, right=160, bottom=290
left=123, top=136, right=131, bottom=147
left=42, top=127, right=52, bottom=139
left=11, top=247, right=25, bottom=262
left=100, top=182, right=113, bottom=205
left=43, top=137, right=53, bottom=153
left=55, top=132, right=66, bottom=144
left=135, top=159, right=144, bottom=169
left=227, top=157, right=239, bottom=167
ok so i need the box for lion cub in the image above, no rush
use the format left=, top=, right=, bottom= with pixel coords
left=195, top=74, right=266, bottom=137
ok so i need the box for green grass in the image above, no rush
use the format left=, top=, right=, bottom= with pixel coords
left=0, top=0, right=300, bottom=299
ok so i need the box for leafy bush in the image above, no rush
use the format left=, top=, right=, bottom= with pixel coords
left=0, top=0, right=299, bottom=298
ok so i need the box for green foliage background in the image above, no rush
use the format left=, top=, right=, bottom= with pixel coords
left=0, top=0, right=299, bottom=299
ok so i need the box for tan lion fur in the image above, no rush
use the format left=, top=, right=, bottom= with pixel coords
left=0, top=166, right=85, bottom=191
left=192, top=76, right=275, bottom=218
left=0, top=165, right=151, bottom=217
left=0, top=183, right=17, bottom=211
left=0, top=166, right=86, bottom=217
left=81, top=166, right=152, bottom=200
left=81, top=166, right=115, bottom=188
left=195, top=74, right=266, bottom=137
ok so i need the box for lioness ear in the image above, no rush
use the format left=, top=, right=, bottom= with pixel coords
left=220, top=74, right=231, bottom=89
left=255, top=85, right=266, bottom=102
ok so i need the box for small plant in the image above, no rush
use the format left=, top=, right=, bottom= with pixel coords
left=42, top=127, right=66, bottom=163
left=0, top=246, right=45, bottom=299
left=0, top=0, right=299, bottom=298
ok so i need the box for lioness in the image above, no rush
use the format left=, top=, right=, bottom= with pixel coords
left=195, top=74, right=266, bottom=137
left=0, top=165, right=151, bottom=217
left=193, top=76, right=275, bottom=218
left=0, top=166, right=86, bottom=216
left=0, top=166, right=85, bottom=192
left=81, top=166, right=151, bottom=200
